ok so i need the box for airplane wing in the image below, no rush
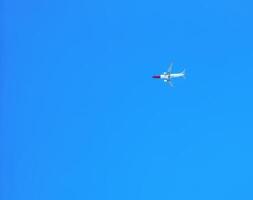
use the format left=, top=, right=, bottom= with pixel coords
left=168, top=63, right=173, bottom=73
left=164, top=79, right=173, bottom=87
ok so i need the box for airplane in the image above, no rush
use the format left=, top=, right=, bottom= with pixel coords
left=152, top=63, right=185, bottom=86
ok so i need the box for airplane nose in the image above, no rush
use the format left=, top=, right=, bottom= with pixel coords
left=152, top=75, right=160, bottom=78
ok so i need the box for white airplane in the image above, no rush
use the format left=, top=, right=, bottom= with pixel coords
left=152, top=63, right=185, bottom=86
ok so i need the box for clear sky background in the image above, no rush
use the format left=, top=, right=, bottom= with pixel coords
left=2, top=0, right=253, bottom=199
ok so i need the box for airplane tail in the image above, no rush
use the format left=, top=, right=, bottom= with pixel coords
left=181, top=69, right=186, bottom=78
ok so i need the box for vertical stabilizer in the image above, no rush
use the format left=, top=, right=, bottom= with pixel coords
left=181, top=69, right=186, bottom=78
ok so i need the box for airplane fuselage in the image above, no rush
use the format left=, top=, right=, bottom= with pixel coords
left=152, top=72, right=184, bottom=80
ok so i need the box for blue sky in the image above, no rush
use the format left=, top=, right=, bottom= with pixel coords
left=2, top=0, right=253, bottom=199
